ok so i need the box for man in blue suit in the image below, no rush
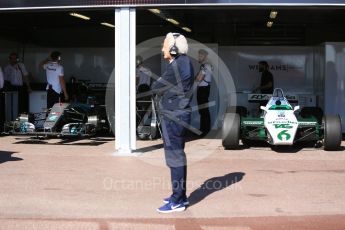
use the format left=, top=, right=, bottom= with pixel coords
left=152, top=32, right=194, bottom=213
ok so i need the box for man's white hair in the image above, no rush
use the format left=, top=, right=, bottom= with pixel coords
left=166, top=32, right=188, bottom=55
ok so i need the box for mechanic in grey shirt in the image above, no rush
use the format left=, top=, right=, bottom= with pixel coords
left=195, top=49, right=213, bottom=136
left=3, top=52, right=32, bottom=114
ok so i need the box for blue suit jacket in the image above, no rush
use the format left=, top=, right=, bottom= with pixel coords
left=152, top=55, right=194, bottom=112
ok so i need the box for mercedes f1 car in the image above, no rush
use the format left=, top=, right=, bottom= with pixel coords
left=222, top=88, right=342, bottom=151
left=4, top=102, right=111, bottom=138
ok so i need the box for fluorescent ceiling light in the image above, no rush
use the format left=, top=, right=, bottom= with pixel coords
left=267, top=21, right=274, bottom=28
left=166, top=18, right=180, bottom=25
left=182, top=27, right=192, bottom=33
left=148, top=9, right=161, bottom=14
left=270, top=11, right=278, bottom=19
left=101, top=22, right=115, bottom=28
left=69, top=12, right=90, bottom=20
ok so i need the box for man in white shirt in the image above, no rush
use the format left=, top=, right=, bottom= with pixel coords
left=40, top=51, right=69, bottom=109
left=136, top=55, right=152, bottom=93
left=195, top=49, right=213, bottom=137
left=3, top=52, right=32, bottom=114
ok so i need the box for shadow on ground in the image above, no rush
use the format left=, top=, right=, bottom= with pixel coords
left=270, top=144, right=307, bottom=153
left=271, top=142, right=345, bottom=153
left=135, top=132, right=214, bottom=153
left=188, top=172, right=245, bottom=206
left=135, top=143, right=164, bottom=153
left=0, top=151, right=22, bottom=164
left=12, top=137, right=114, bottom=146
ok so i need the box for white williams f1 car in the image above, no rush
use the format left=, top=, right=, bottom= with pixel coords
left=222, top=88, right=342, bottom=151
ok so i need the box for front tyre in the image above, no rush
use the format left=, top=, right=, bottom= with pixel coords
left=222, top=113, right=240, bottom=149
left=323, top=115, right=342, bottom=151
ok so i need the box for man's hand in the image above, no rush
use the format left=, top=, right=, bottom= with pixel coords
left=39, top=57, right=50, bottom=69
left=195, top=72, right=204, bottom=82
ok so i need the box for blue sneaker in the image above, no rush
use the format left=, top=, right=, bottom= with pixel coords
left=157, top=201, right=186, bottom=213
left=163, top=197, right=189, bottom=206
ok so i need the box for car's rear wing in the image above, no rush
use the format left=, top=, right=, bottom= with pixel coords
left=248, top=94, right=298, bottom=103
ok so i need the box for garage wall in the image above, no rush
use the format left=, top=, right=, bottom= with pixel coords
left=324, top=42, right=345, bottom=131
left=0, top=38, right=115, bottom=84
left=218, top=46, right=315, bottom=115
left=23, top=46, right=115, bottom=84
left=0, top=38, right=25, bottom=68
left=0, top=39, right=322, bottom=94
left=219, top=46, right=314, bottom=93
left=0, top=39, right=165, bottom=86
left=313, top=45, right=325, bottom=109
left=4, top=36, right=344, bottom=132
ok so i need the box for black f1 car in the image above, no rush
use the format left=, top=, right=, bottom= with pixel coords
left=4, top=102, right=111, bottom=138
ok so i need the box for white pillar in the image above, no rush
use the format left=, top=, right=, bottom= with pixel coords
left=114, top=7, right=137, bottom=155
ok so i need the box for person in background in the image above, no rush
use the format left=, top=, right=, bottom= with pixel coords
left=3, top=52, right=32, bottom=114
left=152, top=32, right=194, bottom=213
left=136, top=55, right=152, bottom=93
left=39, top=51, right=69, bottom=109
left=253, top=60, right=274, bottom=94
left=195, top=49, right=213, bottom=137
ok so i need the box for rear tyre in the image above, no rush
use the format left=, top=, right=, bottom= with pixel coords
left=222, top=113, right=240, bottom=149
left=323, top=115, right=342, bottom=151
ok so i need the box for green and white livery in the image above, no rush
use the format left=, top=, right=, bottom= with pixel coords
left=222, top=88, right=342, bottom=151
